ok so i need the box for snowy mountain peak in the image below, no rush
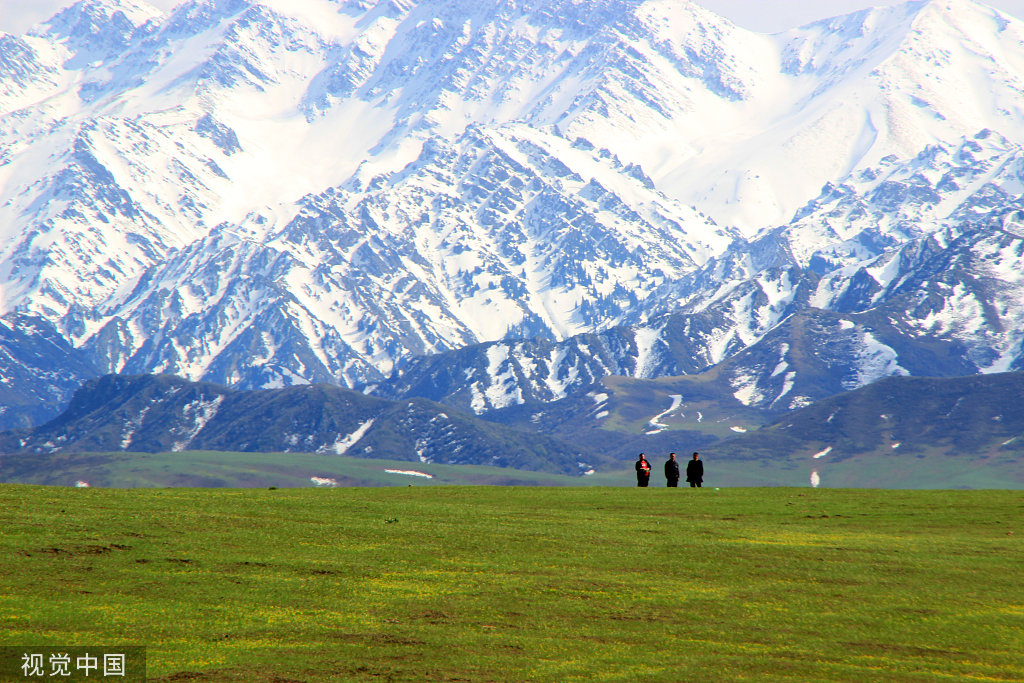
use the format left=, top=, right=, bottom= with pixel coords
left=3, top=0, right=1024, bottom=424
left=34, top=0, right=162, bottom=34
left=30, top=0, right=162, bottom=63
left=778, top=0, right=928, bottom=78
left=659, top=0, right=1024, bottom=232
left=778, top=128, right=1024, bottom=271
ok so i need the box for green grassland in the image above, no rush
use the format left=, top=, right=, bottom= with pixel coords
left=790, top=450, right=1024, bottom=490
left=0, top=450, right=611, bottom=489
left=1, top=449, right=812, bottom=490
left=4, top=446, right=1021, bottom=491
left=1, top=484, right=1021, bottom=682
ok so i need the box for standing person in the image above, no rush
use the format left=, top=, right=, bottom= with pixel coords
left=664, top=453, right=680, bottom=487
left=635, top=453, right=651, bottom=487
left=686, top=452, right=703, bottom=488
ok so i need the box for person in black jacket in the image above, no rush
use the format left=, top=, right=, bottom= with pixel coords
left=635, top=453, right=651, bottom=487
left=664, top=453, right=680, bottom=487
left=686, top=452, right=703, bottom=488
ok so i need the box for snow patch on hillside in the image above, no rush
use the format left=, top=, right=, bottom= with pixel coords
left=848, top=332, right=909, bottom=389
left=330, top=418, right=375, bottom=455
left=633, top=326, right=664, bottom=378
left=483, top=344, right=523, bottom=410
left=120, top=405, right=151, bottom=449
left=647, top=394, right=682, bottom=434
left=170, top=395, right=225, bottom=452
left=731, top=371, right=765, bottom=407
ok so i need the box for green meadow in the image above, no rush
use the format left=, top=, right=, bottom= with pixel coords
left=1, top=484, right=1021, bottom=682
left=0, top=450, right=814, bottom=489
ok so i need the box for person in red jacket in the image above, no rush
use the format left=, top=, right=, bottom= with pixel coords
left=635, top=453, right=651, bottom=487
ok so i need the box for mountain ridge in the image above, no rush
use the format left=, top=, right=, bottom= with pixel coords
left=3, top=0, right=1024, bottom=431
left=0, top=373, right=600, bottom=475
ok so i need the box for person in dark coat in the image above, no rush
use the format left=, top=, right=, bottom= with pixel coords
left=664, top=453, right=680, bottom=487
left=686, top=452, right=703, bottom=488
left=635, top=453, right=651, bottom=487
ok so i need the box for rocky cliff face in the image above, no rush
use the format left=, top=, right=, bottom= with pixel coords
left=0, top=315, right=101, bottom=429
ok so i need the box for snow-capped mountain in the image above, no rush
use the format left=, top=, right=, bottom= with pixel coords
left=371, top=261, right=819, bottom=414
left=700, top=204, right=1024, bottom=386
left=817, top=210, right=1024, bottom=373
left=72, top=123, right=730, bottom=391
left=774, top=130, right=1024, bottom=272
left=3, top=0, right=1024, bottom=430
left=375, top=207, right=1024, bottom=415
left=681, top=0, right=1024, bottom=231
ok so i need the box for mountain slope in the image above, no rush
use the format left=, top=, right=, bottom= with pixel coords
left=71, top=124, right=729, bottom=389
left=675, top=0, right=1024, bottom=231
left=772, top=130, right=1024, bottom=272
left=474, top=305, right=977, bottom=445
left=697, top=371, right=1024, bottom=488
left=0, top=374, right=597, bottom=474
left=0, top=314, right=102, bottom=430
left=3, top=0, right=1024, bottom=419
left=374, top=206, right=1024, bottom=415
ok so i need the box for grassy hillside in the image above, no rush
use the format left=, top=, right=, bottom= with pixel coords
left=1, top=485, right=1021, bottom=682
left=0, top=450, right=805, bottom=489
left=2, top=446, right=1021, bottom=490
left=485, top=371, right=1024, bottom=488
left=6, top=373, right=1024, bottom=490
left=0, top=375, right=597, bottom=475
left=699, top=372, right=1024, bottom=489
left=0, top=450, right=613, bottom=488
left=483, top=372, right=771, bottom=463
